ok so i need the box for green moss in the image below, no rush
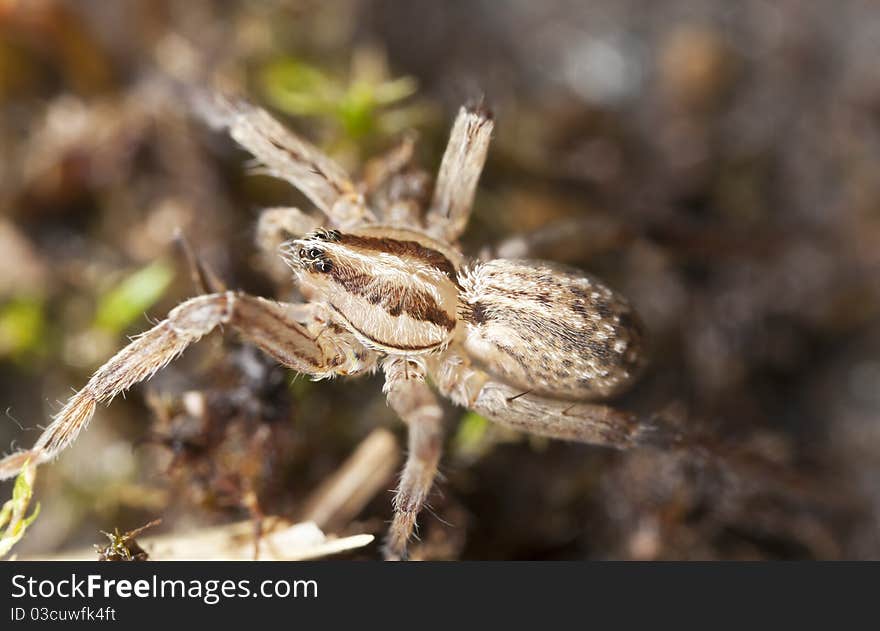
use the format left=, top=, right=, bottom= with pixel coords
left=260, top=56, right=418, bottom=142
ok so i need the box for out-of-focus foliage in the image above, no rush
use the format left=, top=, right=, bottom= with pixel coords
left=0, top=296, right=47, bottom=360
left=0, top=461, right=40, bottom=559
left=262, top=59, right=415, bottom=137
left=94, top=261, right=174, bottom=334
left=453, top=412, right=490, bottom=460
left=261, top=48, right=425, bottom=156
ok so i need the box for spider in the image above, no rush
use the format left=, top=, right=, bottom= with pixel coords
left=0, top=95, right=673, bottom=560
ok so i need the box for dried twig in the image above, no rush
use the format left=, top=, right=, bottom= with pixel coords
left=22, top=518, right=372, bottom=561
left=300, top=427, right=400, bottom=531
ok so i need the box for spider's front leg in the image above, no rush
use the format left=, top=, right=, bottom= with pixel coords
left=425, top=105, right=494, bottom=242
left=0, top=292, right=371, bottom=480
left=207, top=97, right=375, bottom=229
left=381, top=357, right=445, bottom=561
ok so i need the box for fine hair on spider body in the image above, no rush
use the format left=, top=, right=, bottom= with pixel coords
left=0, top=94, right=675, bottom=560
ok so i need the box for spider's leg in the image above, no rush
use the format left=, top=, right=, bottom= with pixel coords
left=381, top=357, right=445, bottom=561
left=174, top=230, right=227, bottom=294
left=468, top=381, right=671, bottom=449
left=431, top=354, right=678, bottom=450
left=214, top=98, right=375, bottom=229
left=425, top=105, right=494, bottom=242
left=0, top=292, right=371, bottom=480
left=361, top=133, right=427, bottom=228
left=490, top=214, right=631, bottom=263
left=362, top=132, right=417, bottom=196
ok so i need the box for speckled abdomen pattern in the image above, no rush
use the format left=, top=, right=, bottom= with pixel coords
left=459, top=259, right=645, bottom=400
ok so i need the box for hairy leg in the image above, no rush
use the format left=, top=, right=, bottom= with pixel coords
left=362, top=133, right=428, bottom=228
left=468, top=381, right=668, bottom=448
left=0, top=292, right=371, bottom=480
left=430, top=353, right=678, bottom=450
left=362, top=132, right=416, bottom=195
left=425, top=105, right=494, bottom=242
left=174, top=230, right=227, bottom=294
left=207, top=97, right=374, bottom=228
left=490, top=214, right=631, bottom=262
left=382, top=357, right=445, bottom=560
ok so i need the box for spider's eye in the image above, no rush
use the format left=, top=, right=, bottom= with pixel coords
left=298, top=248, right=307, bottom=258
left=308, top=248, right=323, bottom=259
left=314, top=259, right=333, bottom=273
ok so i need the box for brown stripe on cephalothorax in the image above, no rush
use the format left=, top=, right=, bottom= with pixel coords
left=336, top=234, right=459, bottom=284
left=404, top=293, right=457, bottom=331
left=328, top=262, right=456, bottom=331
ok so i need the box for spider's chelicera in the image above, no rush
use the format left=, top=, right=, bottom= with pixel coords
left=0, top=96, right=670, bottom=560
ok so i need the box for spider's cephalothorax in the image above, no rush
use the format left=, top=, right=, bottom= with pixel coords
left=0, top=96, right=664, bottom=561
left=286, top=227, right=462, bottom=354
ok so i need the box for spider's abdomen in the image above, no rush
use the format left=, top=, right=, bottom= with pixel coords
left=458, top=259, right=645, bottom=400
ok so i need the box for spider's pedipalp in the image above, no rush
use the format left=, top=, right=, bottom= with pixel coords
left=255, top=206, right=324, bottom=284
left=426, top=104, right=494, bottom=242
left=0, top=292, right=371, bottom=481
left=256, top=206, right=323, bottom=255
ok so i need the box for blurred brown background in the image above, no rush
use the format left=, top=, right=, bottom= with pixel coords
left=1, top=0, right=879, bottom=559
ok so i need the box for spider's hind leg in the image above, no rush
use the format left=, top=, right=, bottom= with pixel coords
left=489, top=214, right=631, bottom=263
left=431, top=353, right=676, bottom=451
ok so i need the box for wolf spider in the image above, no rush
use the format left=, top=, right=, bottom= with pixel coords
left=0, top=95, right=672, bottom=560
